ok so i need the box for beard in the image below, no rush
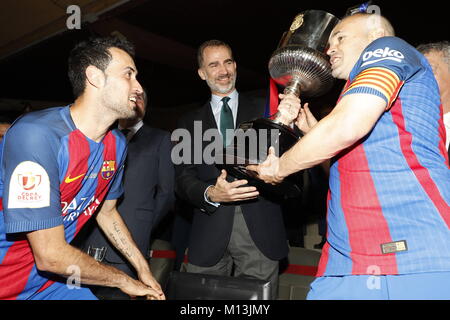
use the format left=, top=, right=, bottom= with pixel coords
left=101, top=77, right=137, bottom=119
left=206, top=73, right=236, bottom=95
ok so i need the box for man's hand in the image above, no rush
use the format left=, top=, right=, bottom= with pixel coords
left=295, top=103, right=318, bottom=134
left=26, top=225, right=165, bottom=300
left=95, top=199, right=166, bottom=300
left=138, top=269, right=165, bottom=300
left=120, top=276, right=165, bottom=300
left=275, top=93, right=302, bottom=125
left=246, top=147, right=284, bottom=185
left=207, top=170, right=259, bottom=203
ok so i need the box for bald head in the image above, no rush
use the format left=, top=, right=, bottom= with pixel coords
left=343, top=13, right=395, bottom=39
left=327, top=13, right=395, bottom=80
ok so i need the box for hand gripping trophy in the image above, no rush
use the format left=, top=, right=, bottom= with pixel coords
left=217, top=10, right=340, bottom=197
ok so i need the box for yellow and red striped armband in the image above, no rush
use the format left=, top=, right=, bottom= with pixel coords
left=342, top=67, right=404, bottom=110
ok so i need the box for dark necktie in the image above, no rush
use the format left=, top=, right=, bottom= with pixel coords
left=120, top=128, right=130, bottom=139
left=220, top=96, right=234, bottom=146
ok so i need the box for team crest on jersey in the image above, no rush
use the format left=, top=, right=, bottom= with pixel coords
left=8, top=161, right=50, bottom=208
left=101, top=160, right=115, bottom=180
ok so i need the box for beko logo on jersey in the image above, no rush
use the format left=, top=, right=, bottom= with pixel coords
left=361, top=47, right=405, bottom=67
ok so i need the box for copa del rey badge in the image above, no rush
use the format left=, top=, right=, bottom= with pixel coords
left=8, top=161, right=50, bottom=209
left=18, top=173, right=41, bottom=191
left=101, top=160, right=115, bottom=180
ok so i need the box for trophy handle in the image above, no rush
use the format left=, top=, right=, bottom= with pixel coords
left=283, top=75, right=302, bottom=97
left=272, top=75, right=301, bottom=126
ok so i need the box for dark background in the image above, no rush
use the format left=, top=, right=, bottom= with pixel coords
left=1, top=0, right=448, bottom=129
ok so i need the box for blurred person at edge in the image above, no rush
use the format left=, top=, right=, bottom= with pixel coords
left=417, top=41, right=450, bottom=157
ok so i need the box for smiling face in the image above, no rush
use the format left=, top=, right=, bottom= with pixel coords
left=119, top=90, right=147, bottom=128
left=198, top=45, right=237, bottom=96
left=327, top=16, right=375, bottom=80
left=100, top=47, right=143, bottom=119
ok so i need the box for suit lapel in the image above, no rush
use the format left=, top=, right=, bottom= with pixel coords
left=236, top=93, right=263, bottom=127
left=129, top=126, right=143, bottom=143
left=201, top=100, right=218, bottom=130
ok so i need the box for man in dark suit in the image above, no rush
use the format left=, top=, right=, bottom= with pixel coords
left=175, top=40, right=300, bottom=299
left=80, top=90, right=175, bottom=299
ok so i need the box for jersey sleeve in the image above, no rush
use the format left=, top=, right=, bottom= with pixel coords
left=105, top=161, right=125, bottom=200
left=341, top=36, right=423, bottom=110
left=105, top=131, right=127, bottom=200
left=1, top=122, right=63, bottom=233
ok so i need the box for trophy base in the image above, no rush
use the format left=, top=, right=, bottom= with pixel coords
left=215, top=118, right=303, bottom=198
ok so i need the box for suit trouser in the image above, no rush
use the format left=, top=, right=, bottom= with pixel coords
left=186, top=206, right=279, bottom=299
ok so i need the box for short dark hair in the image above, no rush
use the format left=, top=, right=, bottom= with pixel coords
left=197, top=39, right=233, bottom=68
left=417, top=41, right=450, bottom=68
left=68, top=36, right=135, bottom=98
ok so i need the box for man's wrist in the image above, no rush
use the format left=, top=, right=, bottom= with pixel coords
left=206, top=185, right=215, bottom=202
left=204, top=185, right=220, bottom=207
left=135, top=258, right=151, bottom=276
left=115, top=270, right=131, bottom=289
left=275, top=113, right=291, bottom=126
left=277, top=157, right=290, bottom=181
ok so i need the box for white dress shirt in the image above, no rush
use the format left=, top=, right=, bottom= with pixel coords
left=210, top=89, right=239, bottom=134
left=204, top=90, right=239, bottom=207
left=118, top=120, right=144, bottom=142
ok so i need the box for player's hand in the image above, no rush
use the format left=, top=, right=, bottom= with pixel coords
left=207, top=170, right=259, bottom=203
left=246, top=147, right=284, bottom=185
left=138, top=269, right=165, bottom=300
left=276, top=93, right=301, bottom=125
left=295, top=103, right=317, bottom=134
left=120, top=277, right=165, bottom=300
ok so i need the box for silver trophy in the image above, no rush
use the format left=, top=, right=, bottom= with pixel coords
left=269, top=10, right=339, bottom=100
left=217, top=10, right=340, bottom=197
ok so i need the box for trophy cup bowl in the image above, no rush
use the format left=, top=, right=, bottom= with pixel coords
left=268, top=46, right=335, bottom=98
left=216, top=10, right=340, bottom=198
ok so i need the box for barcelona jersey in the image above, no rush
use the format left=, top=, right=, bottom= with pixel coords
left=0, top=106, right=126, bottom=299
left=318, top=37, right=450, bottom=276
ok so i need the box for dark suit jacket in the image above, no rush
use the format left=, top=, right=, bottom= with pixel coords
left=175, top=93, right=288, bottom=267
left=81, top=124, right=175, bottom=276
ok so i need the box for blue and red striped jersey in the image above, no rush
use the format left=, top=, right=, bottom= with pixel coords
left=318, top=37, right=450, bottom=276
left=0, top=106, right=127, bottom=299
